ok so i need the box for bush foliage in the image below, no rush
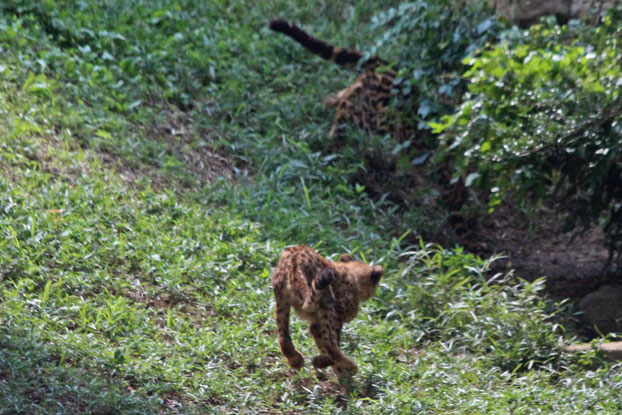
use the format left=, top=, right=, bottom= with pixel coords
left=383, top=244, right=568, bottom=373
left=432, top=7, right=622, bottom=263
left=372, top=1, right=503, bottom=119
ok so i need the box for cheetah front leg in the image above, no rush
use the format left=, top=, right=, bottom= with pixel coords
left=328, top=101, right=355, bottom=138
left=275, top=299, right=304, bottom=370
left=309, top=312, right=357, bottom=378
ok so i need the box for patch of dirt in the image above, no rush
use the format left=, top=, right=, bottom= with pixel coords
left=33, top=134, right=93, bottom=183
left=461, top=204, right=617, bottom=299
left=99, top=104, right=233, bottom=191
left=357, top=154, right=618, bottom=301
left=125, top=285, right=179, bottom=309
left=565, top=341, right=622, bottom=361
left=124, top=282, right=218, bottom=333
left=351, top=150, right=419, bottom=206
left=3, top=103, right=233, bottom=194
left=149, top=105, right=233, bottom=185
left=96, top=150, right=159, bottom=188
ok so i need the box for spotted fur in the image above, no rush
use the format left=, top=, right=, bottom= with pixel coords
left=269, top=19, right=400, bottom=139
left=271, top=245, right=383, bottom=378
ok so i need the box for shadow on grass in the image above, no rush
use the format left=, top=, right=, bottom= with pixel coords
left=0, top=324, right=157, bottom=415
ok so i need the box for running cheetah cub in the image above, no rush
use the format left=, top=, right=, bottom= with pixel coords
left=271, top=245, right=383, bottom=378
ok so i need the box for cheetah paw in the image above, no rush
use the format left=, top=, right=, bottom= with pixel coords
left=287, top=351, right=305, bottom=370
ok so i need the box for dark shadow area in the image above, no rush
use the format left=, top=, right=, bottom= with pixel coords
left=351, top=151, right=621, bottom=338
left=0, top=323, right=157, bottom=415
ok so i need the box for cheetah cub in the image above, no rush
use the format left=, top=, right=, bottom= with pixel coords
left=271, top=245, right=383, bottom=378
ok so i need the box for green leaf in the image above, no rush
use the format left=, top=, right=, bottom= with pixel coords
left=96, top=130, right=112, bottom=139
left=429, top=121, right=447, bottom=134
left=465, top=172, right=480, bottom=187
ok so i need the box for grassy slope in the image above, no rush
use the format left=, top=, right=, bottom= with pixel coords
left=0, top=1, right=620, bottom=414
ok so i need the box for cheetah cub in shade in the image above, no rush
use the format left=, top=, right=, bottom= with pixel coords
left=271, top=245, right=383, bottom=378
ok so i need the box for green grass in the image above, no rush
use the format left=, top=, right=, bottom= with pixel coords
left=0, top=1, right=621, bottom=414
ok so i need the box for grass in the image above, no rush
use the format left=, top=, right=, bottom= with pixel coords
left=0, top=0, right=621, bottom=414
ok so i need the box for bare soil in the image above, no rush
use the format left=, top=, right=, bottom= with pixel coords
left=355, top=154, right=619, bottom=301
left=99, top=104, right=233, bottom=191
left=462, top=204, right=617, bottom=299
left=148, top=105, right=233, bottom=186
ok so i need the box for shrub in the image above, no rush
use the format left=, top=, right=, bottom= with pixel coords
left=433, top=7, right=622, bottom=264
left=380, top=243, right=568, bottom=372
left=369, top=1, right=503, bottom=152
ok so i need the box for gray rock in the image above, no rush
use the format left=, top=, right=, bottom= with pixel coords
left=465, top=0, right=613, bottom=27
left=578, top=285, right=622, bottom=334
left=566, top=341, right=622, bottom=361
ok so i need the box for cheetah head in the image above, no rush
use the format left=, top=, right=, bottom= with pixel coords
left=336, top=254, right=384, bottom=302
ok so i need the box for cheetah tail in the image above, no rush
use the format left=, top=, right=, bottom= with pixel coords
left=268, top=19, right=364, bottom=66
left=302, top=268, right=334, bottom=312
left=314, top=268, right=334, bottom=290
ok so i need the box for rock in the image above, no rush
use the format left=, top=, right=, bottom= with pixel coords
left=565, top=341, right=622, bottom=361
left=578, top=285, right=622, bottom=334
left=467, top=0, right=613, bottom=27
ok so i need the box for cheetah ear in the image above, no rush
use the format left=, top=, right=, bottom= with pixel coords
left=370, top=266, right=384, bottom=283
left=339, top=254, right=355, bottom=263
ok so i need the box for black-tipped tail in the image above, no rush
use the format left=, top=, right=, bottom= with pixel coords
left=268, top=19, right=291, bottom=33
left=268, top=19, right=363, bottom=66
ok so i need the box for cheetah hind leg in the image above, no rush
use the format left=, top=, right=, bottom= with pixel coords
left=275, top=300, right=304, bottom=370
left=310, top=315, right=358, bottom=379
left=311, top=322, right=341, bottom=370
left=312, top=354, right=334, bottom=369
